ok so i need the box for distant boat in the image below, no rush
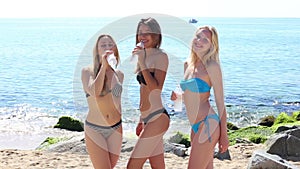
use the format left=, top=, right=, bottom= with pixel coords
left=189, top=18, right=198, bottom=23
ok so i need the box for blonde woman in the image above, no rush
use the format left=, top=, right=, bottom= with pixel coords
left=171, top=26, right=229, bottom=169
left=127, top=17, right=170, bottom=169
left=81, top=34, right=124, bottom=169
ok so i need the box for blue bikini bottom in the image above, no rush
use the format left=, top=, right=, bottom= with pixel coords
left=191, top=114, right=220, bottom=142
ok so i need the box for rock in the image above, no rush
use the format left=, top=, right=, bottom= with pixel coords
left=286, top=127, right=300, bottom=138
left=214, top=148, right=231, bottom=160
left=164, top=142, right=188, bottom=157
left=266, top=133, right=288, bottom=158
left=247, top=150, right=299, bottom=169
left=168, top=131, right=190, bottom=147
left=227, top=122, right=239, bottom=130
left=258, top=115, right=275, bottom=127
left=286, top=135, right=300, bottom=161
left=121, top=139, right=135, bottom=153
left=275, top=126, right=298, bottom=133
left=46, top=133, right=87, bottom=154
left=236, top=138, right=252, bottom=144
left=266, top=127, right=300, bottom=161
left=54, top=116, right=84, bottom=132
left=44, top=135, right=135, bottom=154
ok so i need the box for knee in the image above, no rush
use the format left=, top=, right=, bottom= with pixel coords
left=149, top=154, right=165, bottom=169
left=127, top=159, right=142, bottom=169
left=110, top=155, right=119, bottom=168
left=126, top=162, right=132, bottom=169
left=150, top=162, right=165, bottom=169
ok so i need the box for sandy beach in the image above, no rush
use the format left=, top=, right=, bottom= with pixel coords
left=1, top=143, right=293, bottom=169
left=1, top=16, right=300, bottom=169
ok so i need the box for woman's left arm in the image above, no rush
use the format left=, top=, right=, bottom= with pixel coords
left=207, top=61, right=229, bottom=153
left=140, top=52, right=168, bottom=91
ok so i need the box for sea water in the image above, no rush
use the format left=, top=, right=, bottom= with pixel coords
left=0, top=17, right=299, bottom=149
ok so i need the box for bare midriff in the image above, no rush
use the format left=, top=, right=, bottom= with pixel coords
left=139, top=86, right=164, bottom=118
left=85, top=93, right=121, bottom=126
left=183, top=91, right=216, bottom=124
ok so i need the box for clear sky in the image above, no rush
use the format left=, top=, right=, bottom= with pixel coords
left=0, top=0, right=299, bottom=18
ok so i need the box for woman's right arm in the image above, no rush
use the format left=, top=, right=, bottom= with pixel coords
left=136, top=117, right=144, bottom=136
left=170, top=61, right=188, bottom=101
left=207, top=61, right=229, bottom=153
left=81, top=59, right=108, bottom=97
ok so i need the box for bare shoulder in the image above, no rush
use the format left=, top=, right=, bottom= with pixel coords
left=115, top=69, right=124, bottom=83
left=206, top=60, right=221, bottom=73
left=153, top=50, right=169, bottom=72
left=115, top=69, right=124, bottom=78
left=158, top=50, right=169, bottom=64
left=159, top=50, right=169, bottom=61
left=81, top=66, right=93, bottom=77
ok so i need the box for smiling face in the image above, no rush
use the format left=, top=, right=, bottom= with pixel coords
left=192, top=28, right=212, bottom=55
left=135, top=18, right=162, bottom=49
left=137, top=24, right=156, bottom=48
left=189, top=26, right=219, bottom=66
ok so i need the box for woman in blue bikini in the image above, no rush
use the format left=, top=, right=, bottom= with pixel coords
left=81, top=34, right=124, bottom=169
left=171, top=26, right=229, bottom=169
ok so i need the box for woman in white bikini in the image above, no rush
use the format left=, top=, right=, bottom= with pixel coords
left=81, top=34, right=124, bottom=169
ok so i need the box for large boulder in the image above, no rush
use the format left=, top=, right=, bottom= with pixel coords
left=46, top=134, right=87, bottom=154
left=266, top=127, right=300, bottom=161
left=247, top=150, right=299, bottom=169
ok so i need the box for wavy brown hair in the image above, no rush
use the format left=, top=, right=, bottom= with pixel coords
left=135, top=17, right=162, bottom=73
left=135, top=17, right=162, bottom=48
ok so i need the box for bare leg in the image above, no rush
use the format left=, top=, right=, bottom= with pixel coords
left=149, top=153, right=165, bottom=169
left=149, top=137, right=165, bottom=169
left=188, top=119, right=220, bottom=169
left=85, top=134, right=111, bottom=169
left=206, top=158, right=213, bottom=169
left=127, top=114, right=169, bottom=169
left=127, top=157, right=148, bottom=169
left=107, top=125, right=123, bottom=168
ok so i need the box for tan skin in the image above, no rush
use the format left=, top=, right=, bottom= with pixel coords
left=171, top=28, right=229, bottom=169
left=127, top=23, right=170, bottom=169
left=81, top=36, right=124, bottom=169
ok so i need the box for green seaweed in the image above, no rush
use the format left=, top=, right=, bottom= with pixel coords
left=274, top=112, right=296, bottom=125
left=292, top=111, right=300, bottom=121
left=54, top=116, right=84, bottom=132
left=228, top=126, right=273, bottom=145
left=168, top=131, right=191, bottom=147
left=37, top=136, right=67, bottom=150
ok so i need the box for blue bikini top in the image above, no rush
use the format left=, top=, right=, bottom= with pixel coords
left=180, top=78, right=211, bottom=93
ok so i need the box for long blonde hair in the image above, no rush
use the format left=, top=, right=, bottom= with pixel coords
left=189, top=26, right=219, bottom=66
left=92, top=34, right=120, bottom=78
